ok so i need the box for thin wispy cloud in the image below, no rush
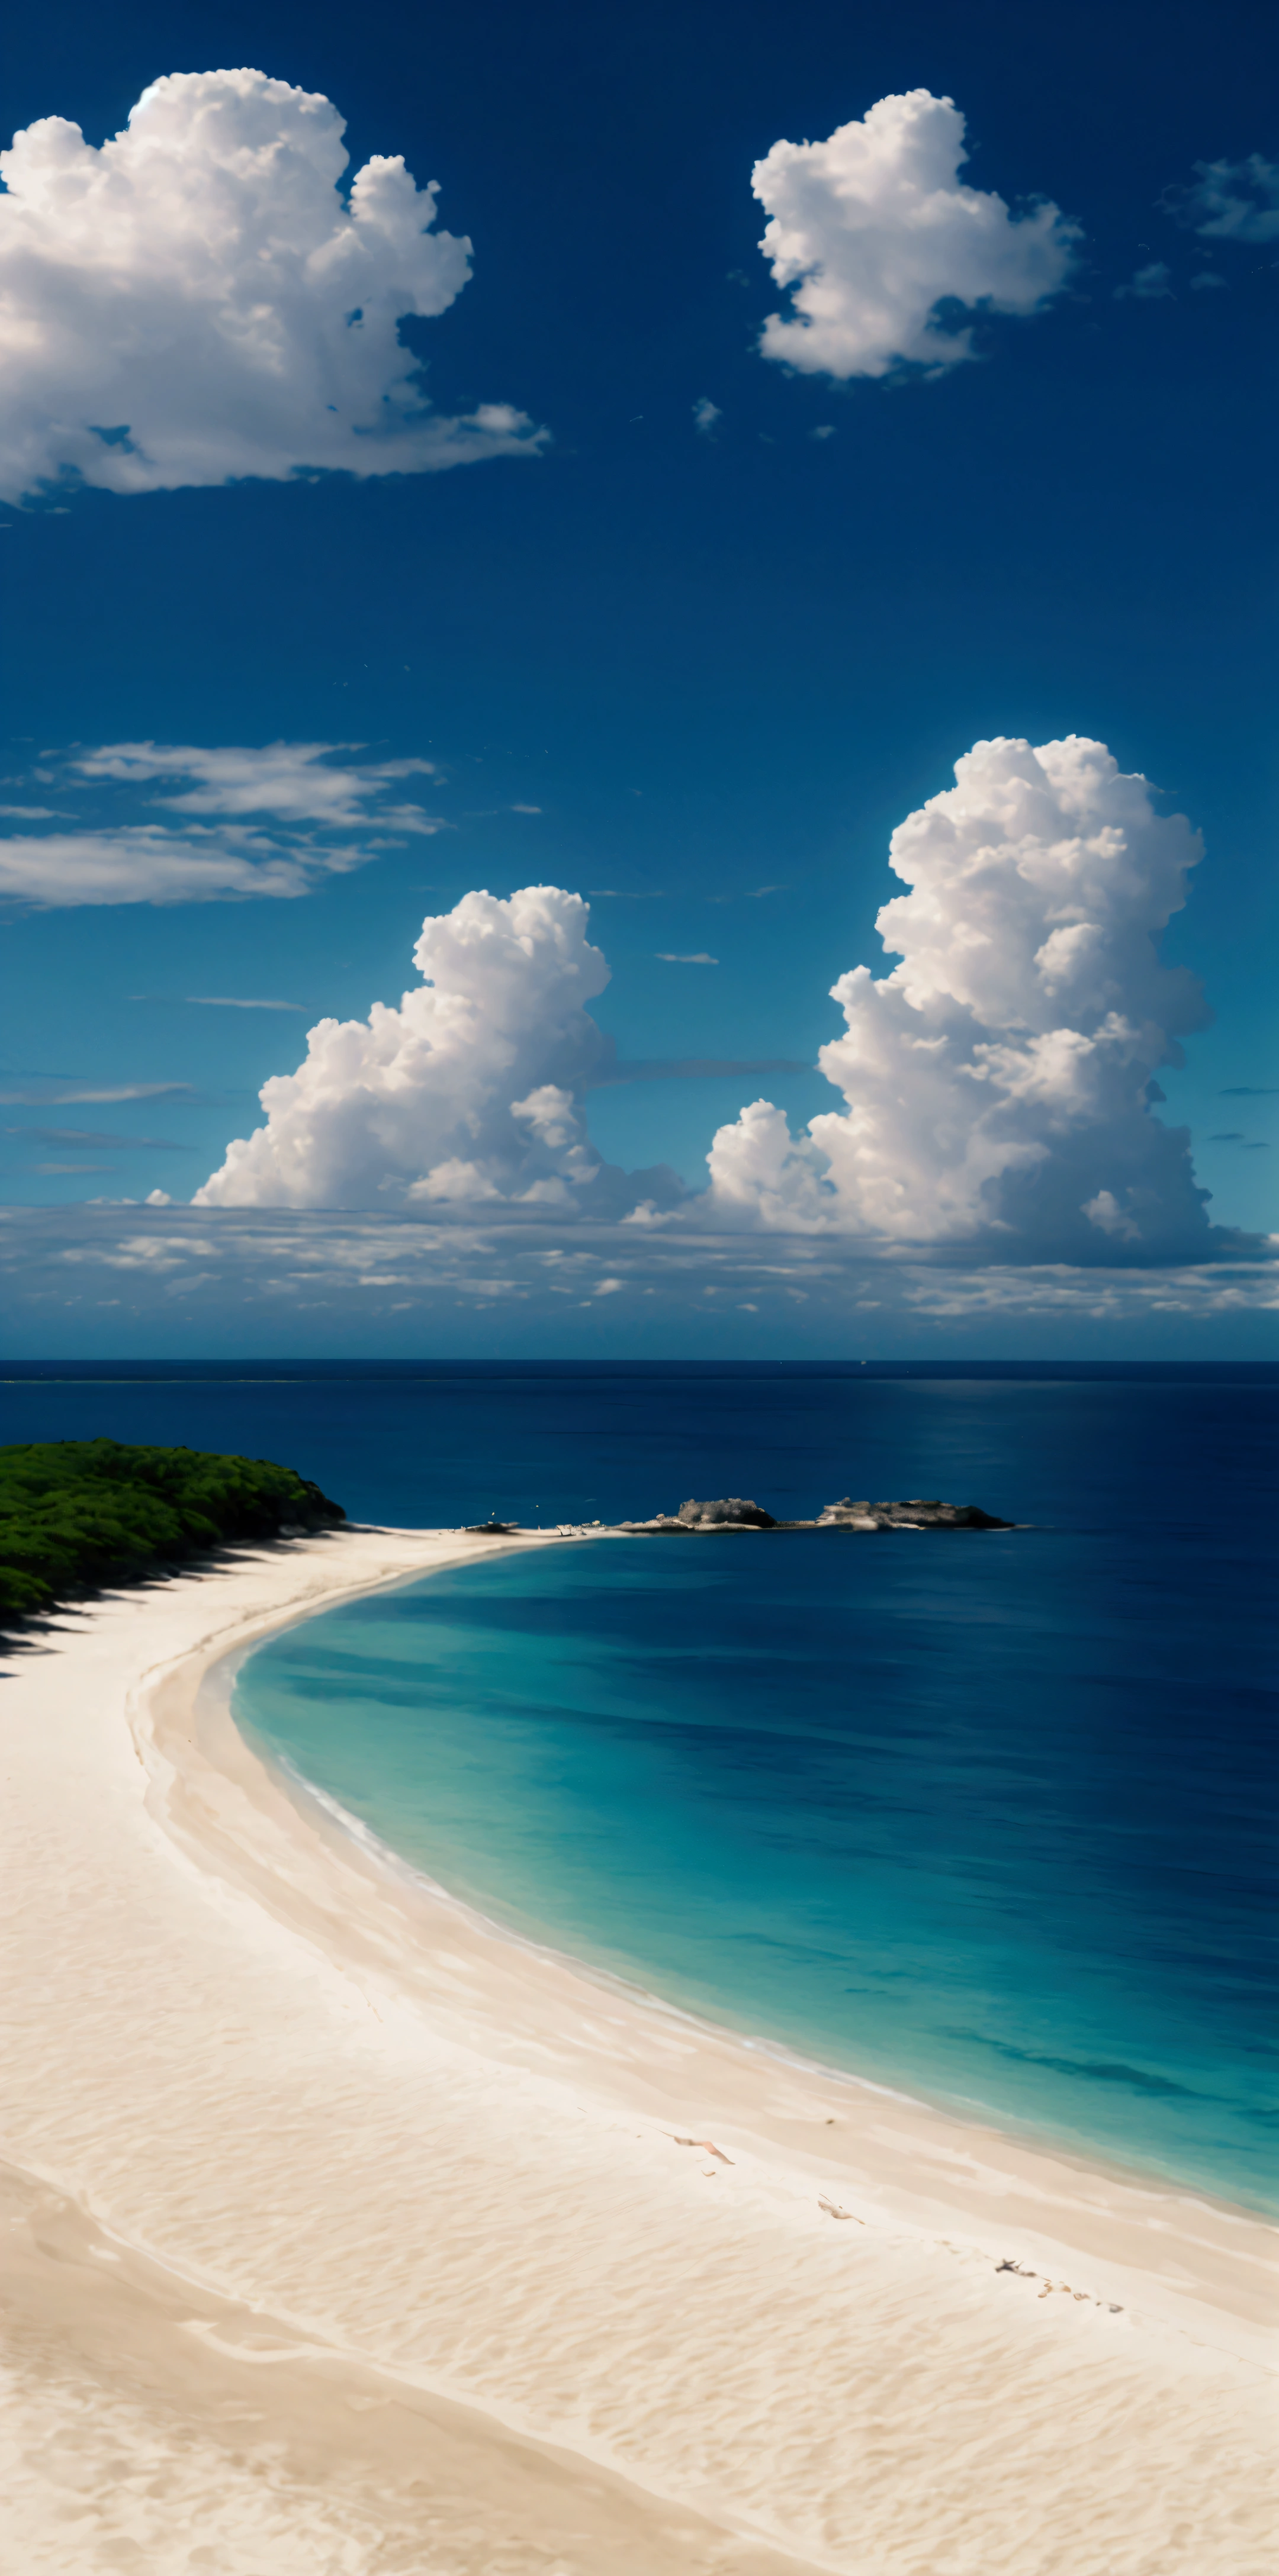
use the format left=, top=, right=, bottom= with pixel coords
left=187, top=996, right=310, bottom=1012
left=1115, top=260, right=1174, bottom=300
left=0, top=823, right=369, bottom=907
left=75, top=741, right=443, bottom=830
left=1165, top=152, right=1279, bottom=243
left=1, top=740, right=446, bottom=907
left=0, top=1080, right=197, bottom=1106
left=7, top=1126, right=191, bottom=1149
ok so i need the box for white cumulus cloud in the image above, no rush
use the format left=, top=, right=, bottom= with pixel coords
left=184, top=738, right=1240, bottom=1267
left=194, top=885, right=677, bottom=1213
left=0, top=67, right=546, bottom=503
left=752, top=89, right=1078, bottom=379
left=703, top=737, right=1214, bottom=1260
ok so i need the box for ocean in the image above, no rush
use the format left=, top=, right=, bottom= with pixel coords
left=5, top=1361, right=1276, bottom=2210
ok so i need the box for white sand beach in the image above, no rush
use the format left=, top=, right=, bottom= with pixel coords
left=2, top=1524, right=1275, bottom=2575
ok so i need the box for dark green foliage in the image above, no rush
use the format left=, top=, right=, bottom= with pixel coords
left=0, top=1440, right=345, bottom=1621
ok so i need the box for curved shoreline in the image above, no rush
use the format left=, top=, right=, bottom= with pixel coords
left=3, top=1525, right=1277, bottom=2574
left=223, top=1559, right=1272, bottom=2223
left=223, top=1618, right=1271, bottom=2226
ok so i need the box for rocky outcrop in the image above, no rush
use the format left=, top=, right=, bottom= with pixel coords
left=614, top=1498, right=780, bottom=1533
left=816, top=1497, right=1013, bottom=1531
left=616, top=1494, right=1013, bottom=1533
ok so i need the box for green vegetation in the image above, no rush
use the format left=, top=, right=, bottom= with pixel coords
left=0, top=1440, right=345, bottom=1621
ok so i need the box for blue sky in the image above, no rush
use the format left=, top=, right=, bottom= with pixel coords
left=0, top=0, right=1275, bottom=1353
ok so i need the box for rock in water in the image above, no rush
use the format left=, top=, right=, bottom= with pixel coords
left=616, top=1494, right=1013, bottom=1533
left=817, top=1496, right=1012, bottom=1530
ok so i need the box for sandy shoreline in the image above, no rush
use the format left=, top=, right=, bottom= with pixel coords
left=2, top=1527, right=1275, bottom=2573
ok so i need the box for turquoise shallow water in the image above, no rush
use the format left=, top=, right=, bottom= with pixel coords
left=8, top=1358, right=1271, bottom=2207
left=232, top=1374, right=1278, bottom=2214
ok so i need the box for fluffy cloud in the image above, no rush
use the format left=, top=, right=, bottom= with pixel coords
left=1167, top=153, right=1279, bottom=243
left=752, top=90, right=1078, bottom=379
left=0, top=68, right=545, bottom=503
left=703, top=738, right=1214, bottom=1260
left=0, top=739, right=442, bottom=906
left=179, top=736, right=1244, bottom=1267
left=195, top=884, right=678, bottom=1213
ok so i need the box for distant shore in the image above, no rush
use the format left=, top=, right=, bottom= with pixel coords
left=2, top=1525, right=1275, bottom=2574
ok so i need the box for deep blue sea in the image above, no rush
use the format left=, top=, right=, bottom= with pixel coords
left=5, top=1362, right=1277, bottom=2210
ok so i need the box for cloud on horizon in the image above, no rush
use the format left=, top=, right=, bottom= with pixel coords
left=1, top=1202, right=1274, bottom=1354
left=185, top=733, right=1252, bottom=1272
left=752, top=90, right=1078, bottom=381
left=702, top=736, right=1215, bottom=1262
left=0, top=68, right=546, bottom=504
left=194, top=884, right=682, bottom=1216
